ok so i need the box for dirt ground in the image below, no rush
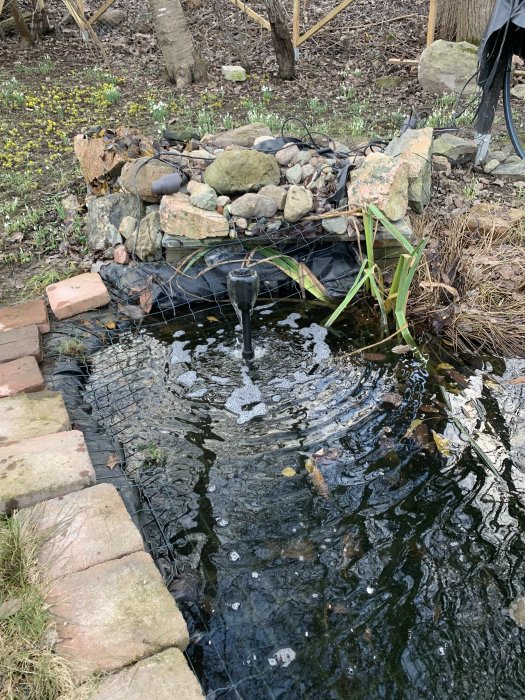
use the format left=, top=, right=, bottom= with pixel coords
left=0, top=0, right=524, bottom=356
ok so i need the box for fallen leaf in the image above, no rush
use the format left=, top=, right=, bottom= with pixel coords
left=0, top=598, right=22, bottom=619
left=508, top=376, right=525, bottom=385
left=363, top=352, right=386, bottom=361
left=391, top=344, right=412, bottom=355
left=437, top=362, right=454, bottom=370
left=403, top=419, right=423, bottom=438
left=207, top=316, right=219, bottom=322
left=281, top=467, right=296, bottom=477
left=432, top=430, right=451, bottom=457
left=106, top=454, right=119, bottom=470
left=104, top=321, right=116, bottom=330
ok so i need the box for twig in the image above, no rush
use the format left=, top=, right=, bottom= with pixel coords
left=347, top=324, right=409, bottom=356
left=303, top=208, right=361, bottom=222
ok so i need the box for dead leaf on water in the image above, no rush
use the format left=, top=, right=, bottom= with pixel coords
left=104, top=321, right=116, bottom=329
left=391, top=345, right=412, bottom=355
left=437, top=362, right=454, bottom=370
left=432, top=430, right=451, bottom=457
left=403, top=419, right=423, bottom=439
left=207, top=316, right=219, bottom=322
left=508, top=376, right=525, bottom=385
left=281, top=467, right=296, bottom=477
left=509, top=596, right=525, bottom=628
left=106, top=454, right=119, bottom=470
left=363, top=352, right=386, bottom=362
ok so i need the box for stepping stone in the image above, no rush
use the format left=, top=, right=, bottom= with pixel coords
left=0, top=390, right=69, bottom=445
left=0, top=356, right=45, bottom=398
left=25, top=483, right=144, bottom=579
left=0, top=298, right=50, bottom=334
left=46, top=272, right=110, bottom=320
left=48, top=551, right=190, bottom=680
left=0, top=430, right=95, bottom=513
left=0, top=325, right=41, bottom=365
left=75, top=648, right=204, bottom=700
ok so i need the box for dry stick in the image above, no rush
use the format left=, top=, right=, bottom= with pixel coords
left=292, top=0, right=300, bottom=47
left=347, top=324, right=409, bottom=356
left=303, top=208, right=361, bottom=222
left=347, top=13, right=417, bottom=33
left=426, top=0, right=437, bottom=46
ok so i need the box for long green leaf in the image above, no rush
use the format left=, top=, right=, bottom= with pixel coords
left=367, top=204, right=415, bottom=254
left=254, top=246, right=331, bottom=302
left=324, top=260, right=373, bottom=327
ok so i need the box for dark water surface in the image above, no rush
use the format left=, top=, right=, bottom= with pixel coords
left=84, top=303, right=525, bottom=699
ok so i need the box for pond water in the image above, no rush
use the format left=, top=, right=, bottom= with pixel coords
left=84, top=302, right=525, bottom=700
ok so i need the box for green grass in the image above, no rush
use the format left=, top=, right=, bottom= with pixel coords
left=57, top=336, right=88, bottom=358
left=0, top=511, right=76, bottom=699
left=24, top=265, right=77, bottom=296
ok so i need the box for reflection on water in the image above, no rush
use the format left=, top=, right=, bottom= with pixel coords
left=84, top=304, right=525, bottom=700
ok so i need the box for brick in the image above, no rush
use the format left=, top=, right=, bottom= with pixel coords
left=0, top=325, right=41, bottom=365
left=0, top=298, right=50, bottom=334
left=0, top=430, right=95, bottom=513
left=0, top=356, right=45, bottom=398
left=48, top=551, right=189, bottom=680
left=76, top=648, right=204, bottom=700
left=46, top=272, right=110, bottom=320
left=0, top=390, right=69, bottom=445
left=26, top=483, right=143, bottom=579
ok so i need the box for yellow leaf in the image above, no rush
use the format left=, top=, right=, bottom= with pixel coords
left=106, top=454, right=119, bottom=470
left=281, top=467, right=296, bottom=477
left=207, top=316, right=219, bottom=322
left=437, top=362, right=454, bottom=370
left=403, top=419, right=422, bottom=439
left=104, top=321, right=116, bottom=329
left=432, top=430, right=451, bottom=457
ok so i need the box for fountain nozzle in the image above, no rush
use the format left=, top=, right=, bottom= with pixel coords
left=227, top=268, right=259, bottom=360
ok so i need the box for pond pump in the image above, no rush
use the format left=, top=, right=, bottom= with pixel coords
left=227, top=268, right=259, bottom=360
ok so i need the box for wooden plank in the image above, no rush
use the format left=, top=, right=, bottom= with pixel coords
left=426, top=0, right=437, bottom=46
left=296, top=0, right=355, bottom=47
left=228, top=0, right=270, bottom=31
left=0, top=0, right=5, bottom=16
left=87, top=0, right=116, bottom=26
left=293, top=0, right=300, bottom=46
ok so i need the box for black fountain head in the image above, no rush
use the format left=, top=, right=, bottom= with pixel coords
left=227, top=268, right=260, bottom=360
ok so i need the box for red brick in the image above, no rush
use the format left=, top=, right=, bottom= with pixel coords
left=0, top=325, right=41, bottom=365
left=0, top=356, right=44, bottom=398
left=46, top=273, right=110, bottom=320
left=0, top=298, right=50, bottom=334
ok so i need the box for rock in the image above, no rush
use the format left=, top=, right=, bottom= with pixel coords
left=73, top=133, right=127, bottom=185
left=347, top=152, right=409, bottom=220
left=385, top=127, right=433, bottom=213
left=119, top=157, right=178, bottom=203
left=188, top=182, right=217, bottom=211
left=229, top=193, right=278, bottom=219
left=302, top=163, right=316, bottom=181
left=85, top=193, right=140, bottom=251
left=322, top=216, right=348, bottom=235
left=418, top=40, right=478, bottom=96
left=258, top=184, right=287, bottom=210
left=509, top=596, right=525, bottom=629
left=113, top=244, right=129, bottom=264
left=284, top=186, right=313, bottom=223
left=432, top=155, right=451, bottom=175
left=125, top=212, right=163, bottom=261
left=216, top=195, right=231, bottom=207
left=286, top=163, right=303, bottom=185
left=221, top=65, right=246, bottom=81
left=208, top=123, right=272, bottom=148
left=160, top=193, right=229, bottom=239
left=204, top=150, right=280, bottom=195
left=118, top=215, right=138, bottom=240
left=511, top=84, right=525, bottom=99
left=291, top=149, right=313, bottom=166
left=465, top=203, right=525, bottom=236
left=432, top=133, right=477, bottom=165
left=100, top=7, right=126, bottom=25
left=276, top=144, right=299, bottom=166
left=235, top=217, right=248, bottom=230
left=487, top=161, right=525, bottom=180
left=483, top=158, right=500, bottom=174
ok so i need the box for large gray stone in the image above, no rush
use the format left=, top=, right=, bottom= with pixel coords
left=119, top=157, right=177, bottom=203
left=259, top=184, right=287, bottom=210
left=125, top=211, right=163, bottom=261
left=284, top=186, right=313, bottom=223
left=347, top=152, right=409, bottom=220
left=385, top=127, right=433, bottom=213
left=491, top=161, right=525, bottom=180
left=432, top=133, right=477, bottom=165
left=204, top=150, right=280, bottom=195
left=419, top=40, right=478, bottom=96
left=160, top=193, right=229, bottom=239
left=85, top=193, right=141, bottom=251
left=229, top=193, right=278, bottom=219
left=187, top=181, right=218, bottom=211
left=208, top=123, right=272, bottom=148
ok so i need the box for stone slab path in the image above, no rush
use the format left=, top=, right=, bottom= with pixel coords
left=0, top=282, right=204, bottom=698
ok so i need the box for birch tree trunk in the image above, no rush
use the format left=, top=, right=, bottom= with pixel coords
left=437, top=0, right=495, bottom=43
left=148, top=0, right=206, bottom=87
left=267, top=0, right=295, bottom=80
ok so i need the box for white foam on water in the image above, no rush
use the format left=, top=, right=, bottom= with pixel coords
left=176, top=370, right=198, bottom=387
left=278, top=312, right=302, bottom=329
left=170, top=340, right=192, bottom=364
left=299, top=323, right=331, bottom=362
left=225, top=370, right=268, bottom=424
left=268, top=648, right=296, bottom=668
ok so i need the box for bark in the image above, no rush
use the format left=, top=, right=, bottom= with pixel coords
left=148, top=0, right=206, bottom=87
left=267, top=0, right=295, bottom=80
left=436, top=0, right=495, bottom=44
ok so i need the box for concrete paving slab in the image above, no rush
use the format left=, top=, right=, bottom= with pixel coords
left=48, top=551, right=190, bottom=680
left=81, top=648, right=204, bottom=700
left=0, top=356, right=45, bottom=398
left=27, top=483, right=143, bottom=579
left=0, top=298, right=50, bottom=334
left=0, top=390, right=70, bottom=445
left=0, top=325, right=41, bottom=365
left=0, top=430, right=95, bottom=513
left=46, top=272, right=110, bottom=320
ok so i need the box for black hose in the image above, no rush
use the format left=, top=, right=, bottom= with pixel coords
left=503, top=50, right=525, bottom=159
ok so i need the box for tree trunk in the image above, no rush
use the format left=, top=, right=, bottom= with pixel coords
left=436, top=0, right=495, bottom=44
left=267, top=0, right=295, bottom=80
left=148, top=0, right=206, bottom=87
left=9, top=0, right=33, bottom=45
